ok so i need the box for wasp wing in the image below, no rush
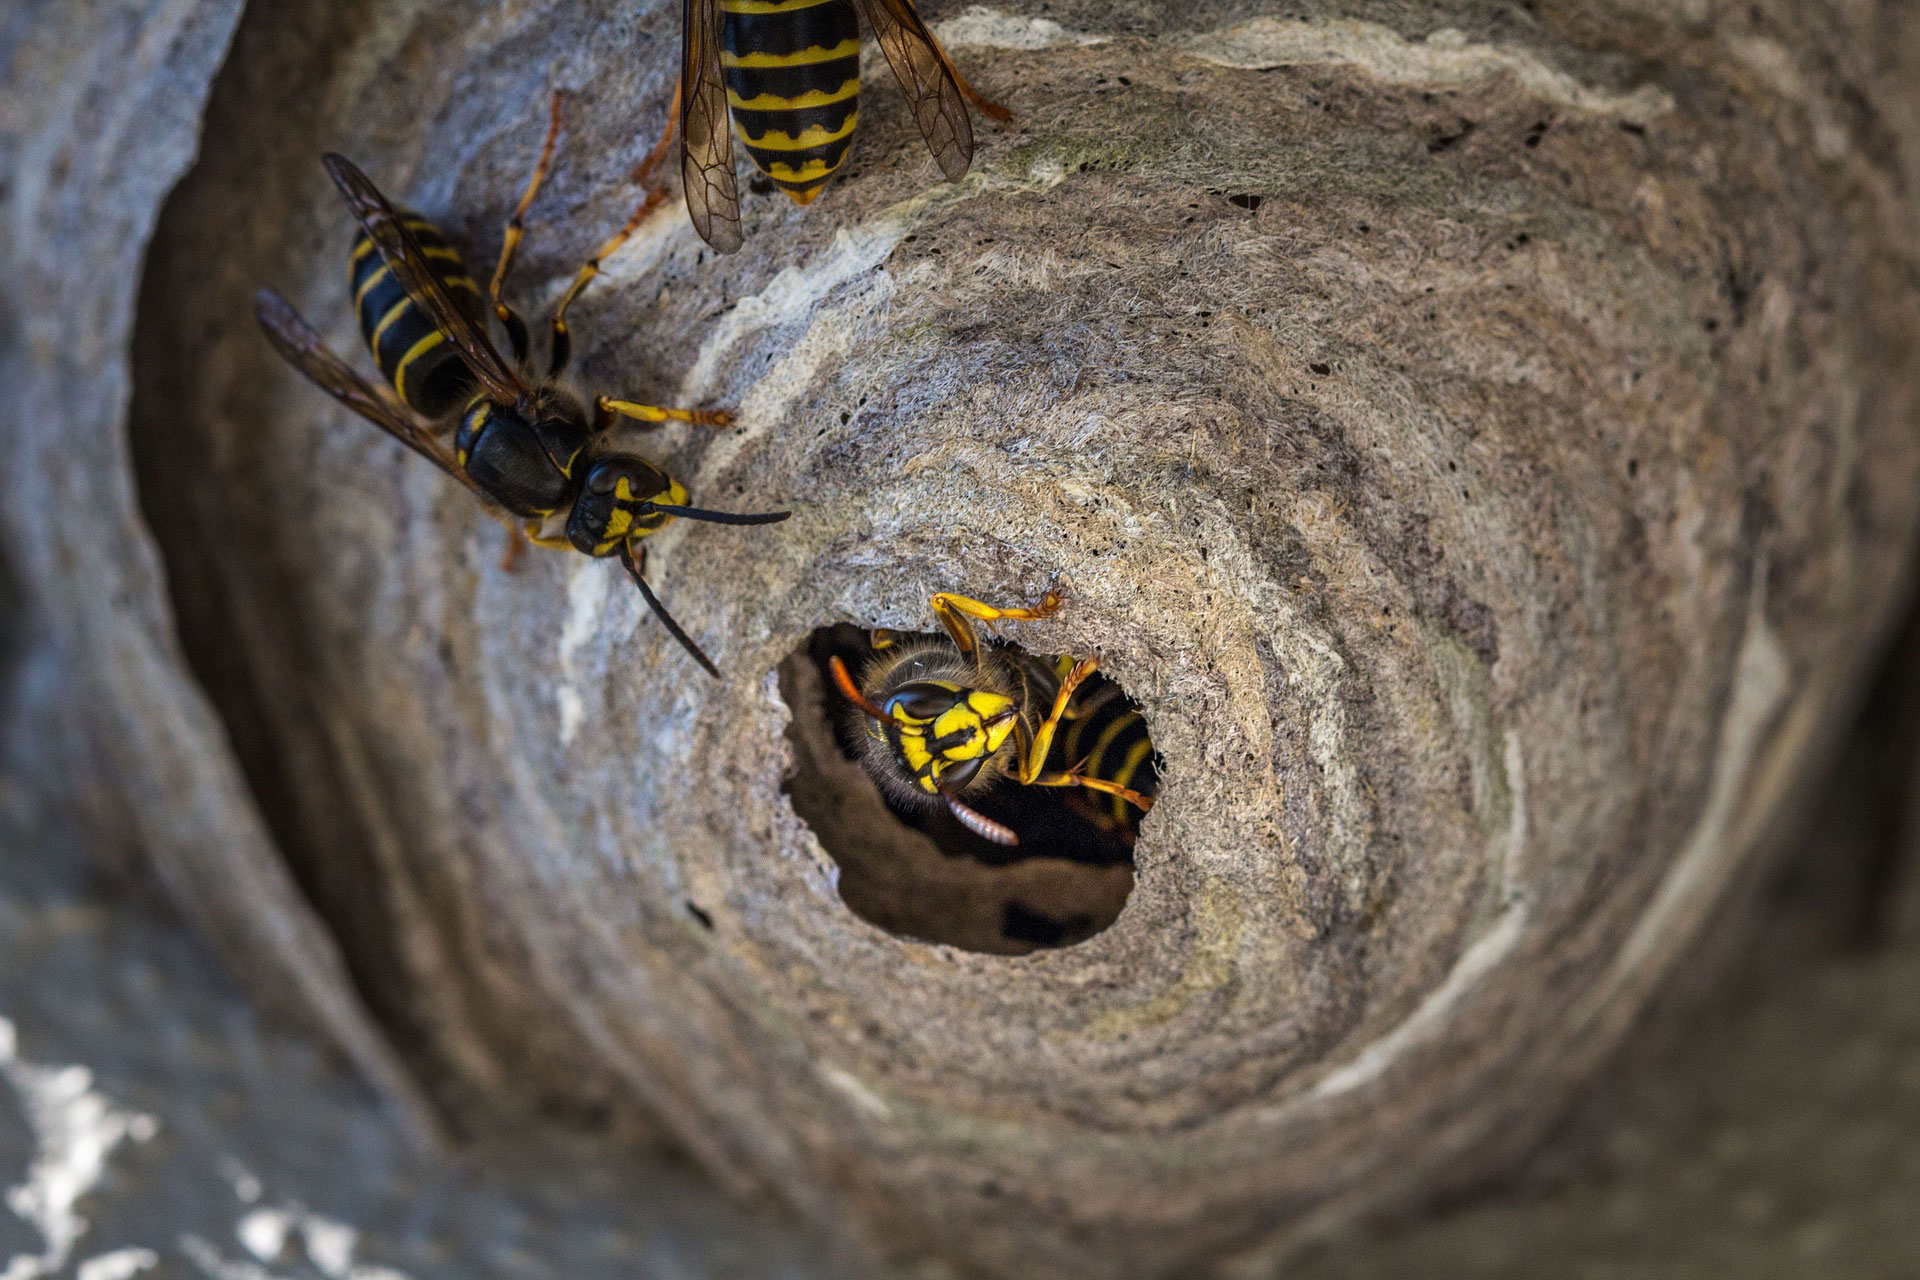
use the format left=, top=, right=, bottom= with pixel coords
left=854, top=0, right=974, bottom=183
left=254, top=288, right=486, bottom=500
left=321, top=154, right=529, bottom=405
left=681, top=0, right=744, bottom=254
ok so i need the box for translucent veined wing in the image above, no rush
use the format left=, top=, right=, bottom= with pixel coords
left=854, top=0, right=974, bottom=182
left=254, top=288, right=486, bottom=501
left=322, top=153, right=529, bottom=405
left=680, top=0, right=744, bottom=253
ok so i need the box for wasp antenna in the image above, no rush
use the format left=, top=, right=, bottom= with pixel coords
left=828, top=656, right=892, bottom=722
left=945, top=794, right=1018, bottom=847
left=643, top=503, right=792, bottom=526
left=620, top=547, right=720, bottom=679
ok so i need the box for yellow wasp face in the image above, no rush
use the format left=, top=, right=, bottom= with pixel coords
left=872, top=680, right=1019, bottom=795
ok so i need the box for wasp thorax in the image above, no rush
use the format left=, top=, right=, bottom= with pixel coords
left=456, top=400, right=574, bottom=517
left=566, top=456, right=687, bottom=558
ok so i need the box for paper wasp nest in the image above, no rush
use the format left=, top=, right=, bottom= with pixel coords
left=12, top=0, right=1920, bottom=1276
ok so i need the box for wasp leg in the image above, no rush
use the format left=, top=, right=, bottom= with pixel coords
left=547, top=184, right=672, bottom=379
left=960, top=82, right=1013, bottom=125
left=1013, top=654, right=1099, bottom=785
left=594, top=395, right=732, bottom=431
left=631, top=77, right=681, bottom=187
left=496, top=517, right=570, bottom=572
left=927, top=32, right=1012, bottom=124
left=927, top=587, right=1065, bottom=663
left=499, top=525, right=526, bottom=573
left=490, top=90, right=567, bottom=367
left=1031, top=768, right=1155, bottom=814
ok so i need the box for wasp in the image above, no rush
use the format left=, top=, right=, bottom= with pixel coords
left=827, top=589, right=1157, bottom=846
left=254, top=95, right=790, bottom=678
left=652, top=0, right=1010, bottom=252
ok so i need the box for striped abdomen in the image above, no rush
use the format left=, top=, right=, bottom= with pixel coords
left=720, top=0, right=861, bottom=205
left=349, top=214, right=487, bottom=418
left=1056, top=667, right=1159, bottom=825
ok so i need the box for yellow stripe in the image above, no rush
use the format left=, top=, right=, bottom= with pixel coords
left=370, top=295, right=413, bottom=349
left=420, top=246, right=463, bottom=264
left=1086, top=714, right=1133, bottom=779
left=720, top=0, right=837, bottom=13
left=357, top=261, right=477, bottom=313
left=720, top=38, right=859, bottom=68
left=353, top=218, right=443, bottom=250
left=766, top=157, right=837, bottom=182
left=1113, top=734, right=1153, bottom=789
left=353, top=261, right=390, bottom=308
left=1062, top=684, right=1117, bottom=759
left=392, top=329, right=445, bottom=402
left=1108, top=735, right=1154, bottom=823
left=459, top=401, right=491, bottom=463
left=726, top=77, right=858, bottom=111
left=736, top=113, right=858, bottom=151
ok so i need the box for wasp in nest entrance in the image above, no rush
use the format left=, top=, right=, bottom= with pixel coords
left=779, top=588, right=1159, bottom=956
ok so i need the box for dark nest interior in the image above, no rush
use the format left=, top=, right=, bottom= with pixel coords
left=778, top=623, right=1158, bottom=956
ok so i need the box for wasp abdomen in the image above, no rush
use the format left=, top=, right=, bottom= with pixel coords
left=350, top=215, right=487, bottom=418
left=720, top=0, right=861, bottom=205
left=1057, top=676, right=1159, bottom=823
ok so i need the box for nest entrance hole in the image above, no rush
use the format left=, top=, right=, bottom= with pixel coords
left=779, top=623, right=1153, bottom=956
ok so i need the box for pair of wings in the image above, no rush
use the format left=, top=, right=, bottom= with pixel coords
left=680, top=0, right=977, bottom=253
left=254, top=154, right=532, bottom=506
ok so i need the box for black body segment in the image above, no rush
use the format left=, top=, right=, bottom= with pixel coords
left=720, top=0, right=862, bottom=202
left=453, top=401, right=574, bottom=518
left=350, top=214, right=486, bottom=417
left=1055, top=669, right=1159, bottom=824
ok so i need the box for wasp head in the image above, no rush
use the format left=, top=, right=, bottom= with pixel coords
left=567, top=456, right=687, bottom=557
left=874, top=680, right=1020, bottom=797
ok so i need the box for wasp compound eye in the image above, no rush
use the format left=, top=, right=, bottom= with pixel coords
left=885, top=684, right=958, bottom=721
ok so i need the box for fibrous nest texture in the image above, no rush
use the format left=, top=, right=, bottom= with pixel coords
left=8, top=0, right=1920, bottom=1276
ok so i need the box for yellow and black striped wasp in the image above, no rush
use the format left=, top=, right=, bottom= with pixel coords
left=254, top=95, right=790, bottom=677
left=654, top=0, right=1010, bottom=252
left=827, top=589, right=1156, bottom=846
